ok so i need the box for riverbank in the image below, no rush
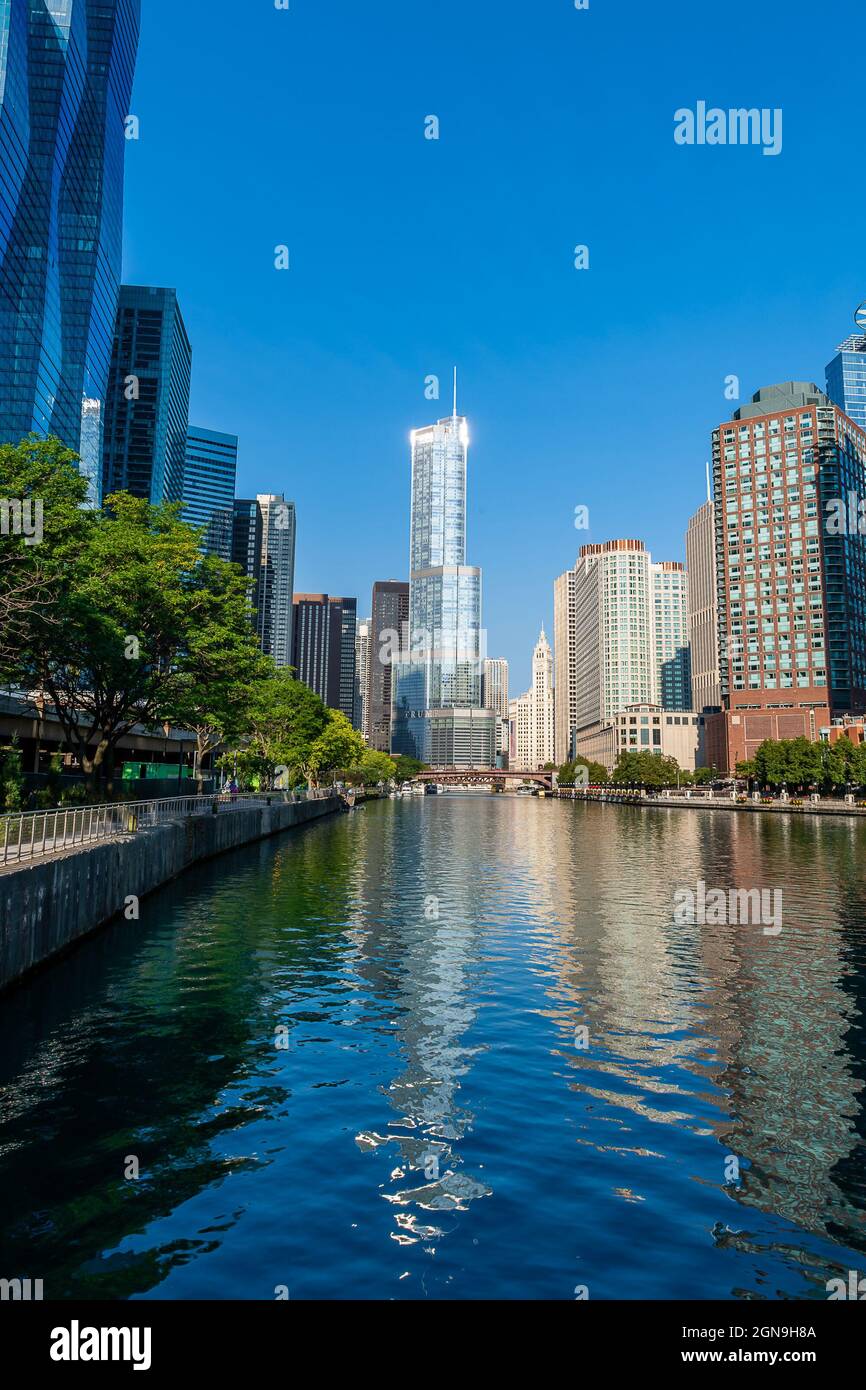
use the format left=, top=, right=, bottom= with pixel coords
left=555, top=789, right=866, bottom=817
left=0, top=796, right=339, bottom=993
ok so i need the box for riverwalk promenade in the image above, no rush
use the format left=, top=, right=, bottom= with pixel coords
left=0, top=791, right=340, bottom=993
left=556, top=787, right=866, bottom=817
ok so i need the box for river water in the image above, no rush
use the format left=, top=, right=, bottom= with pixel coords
left=0, top=795, right=864, bottom=1300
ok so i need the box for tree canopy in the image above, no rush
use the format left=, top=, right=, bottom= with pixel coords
left=612, top=750, right=683, bottom=788
left=0, top=437, right=394, bottom=801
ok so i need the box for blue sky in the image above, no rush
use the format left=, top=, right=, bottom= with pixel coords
left=122, top=0, right=866, bottom=693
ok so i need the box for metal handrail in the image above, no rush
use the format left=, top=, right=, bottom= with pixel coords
left=0, top=789, right=332, bottom=867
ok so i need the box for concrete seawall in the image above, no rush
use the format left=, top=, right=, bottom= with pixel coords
left=0, top=797, right=339, bottom=993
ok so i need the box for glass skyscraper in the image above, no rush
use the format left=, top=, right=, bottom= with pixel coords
left=102, top=286, right=192, bottom=505
left=652, top=561, right=692, bottom=710
left=256, top=494, right=296, bottom=668
left=392, top=405, right=495, bottom=766
left=826, top=335, right=866, bottom=431
left=0, top=0, right=140, bottom=502
left=183, top=425, right=238, bottom=555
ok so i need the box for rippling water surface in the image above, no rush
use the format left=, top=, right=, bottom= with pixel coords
left=1, top=796, right=865, bottom=1300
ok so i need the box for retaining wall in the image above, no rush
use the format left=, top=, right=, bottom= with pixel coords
left=0, top=798, right=338, bottom=993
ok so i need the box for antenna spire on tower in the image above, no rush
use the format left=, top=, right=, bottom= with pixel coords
left=453, top=366, right=458, bottom=419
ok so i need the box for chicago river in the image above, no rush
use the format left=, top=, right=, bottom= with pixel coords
left=0, top=796, right=863, bottom=1300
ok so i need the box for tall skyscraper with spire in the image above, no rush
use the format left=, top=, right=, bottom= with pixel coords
left=391, top=374, right=495, bottom=766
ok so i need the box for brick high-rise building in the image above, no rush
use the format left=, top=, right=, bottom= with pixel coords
left=706, top=382, right=866, bottom=771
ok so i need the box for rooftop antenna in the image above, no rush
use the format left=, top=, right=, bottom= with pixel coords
left=453, top=366, right=458, bottom=420
left=705, top=460, right=712, bottom=502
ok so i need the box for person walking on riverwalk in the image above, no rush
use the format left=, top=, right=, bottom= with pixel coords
left=229, top=779, right=239, bottom=804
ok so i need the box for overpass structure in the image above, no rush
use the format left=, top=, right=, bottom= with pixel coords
left=417, top=768, right=556, bottom=790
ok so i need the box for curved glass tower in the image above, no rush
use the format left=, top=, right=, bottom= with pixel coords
left=0, top=0, right=141, bottom=502
left=392, top=404, right=495, bottom=767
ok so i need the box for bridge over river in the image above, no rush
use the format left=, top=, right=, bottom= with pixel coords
left=416, top=767, right=555, bottom=789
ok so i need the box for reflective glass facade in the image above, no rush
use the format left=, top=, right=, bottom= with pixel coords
left=256, top=494, right=296, bottom=668
left=102, top=286, right=192, bottom=504
left=0, top=0, right=140, bottom=502
left=826, top=336, right=866, bottom=432
left=392, top=412, right=494, bottom=765
left=183, top=425, right=238, bottom=553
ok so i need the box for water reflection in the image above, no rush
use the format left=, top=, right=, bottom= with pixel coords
left=0, top=797, right=864, bottom=1299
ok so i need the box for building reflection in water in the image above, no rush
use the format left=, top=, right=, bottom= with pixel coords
left=344, top=797, right=866, bottom=1269
left=346, top=802, right=492, bottom=1246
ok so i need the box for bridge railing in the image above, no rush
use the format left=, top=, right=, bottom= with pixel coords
left=0, top=789, right=330, bottom=867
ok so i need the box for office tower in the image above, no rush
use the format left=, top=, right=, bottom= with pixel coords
left=203, top=508, right=233, bottom=562
left=553, top=565, right=578, bottom=765
left=652, top=561, right=691, bottom=710
left=482, top=658, right=509, bottom=718
left=510, top=629, right=555, bottom=771
left=509, top=693, right=532, bottom=771
left=559, top=540, right=693, bottom=760
left=392, top=390, right=495, bottom=768
left=483, top=657, right=510, bottom=759
left=257, top=494, right=296, bottom=667
left=292, top=594, right=357, bottom=722
left=826, top=335, right=866, bottom=431
left=573, top=540, right=655, bottom=733
left=79, top=398, right=103, bottom=505
left=531, top=628, right=555, bottom=766
left=102, top=287, right=192, bottom=505
left=183, top=426, right=238, bottom=551
left=367, top=580, right=409, bottom=752
left=686, top=496, right=721, bottom=710
left=706, top=382, right=866, bottom=771
left=355, top=618, right=371, bottom=735
left=0, top=0, right=140, bottom=504
left=231, top=499, right=263, bottom=587
left=229, top=498, right=263, bottom=626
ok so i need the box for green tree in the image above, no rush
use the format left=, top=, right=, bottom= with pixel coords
left=754, top=739, right=788, bottom=790
left=345, top=749, right=397, bottom=786
left=391, top=754, right=427, bottom=781
left=0, top=437, right=90, bottom=683
left=612, top=750, right=681, bottom=788
left=0, top=736, right=25, bottom=812
left=27, top=492, right=209, bottom=796
left=559, top=756, right=608, bottom=785
left=244, top=669, right=330, bottom=787
left=307, top=710, right=365, bottom=787
left=163, top=554, right=271, bottom=791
